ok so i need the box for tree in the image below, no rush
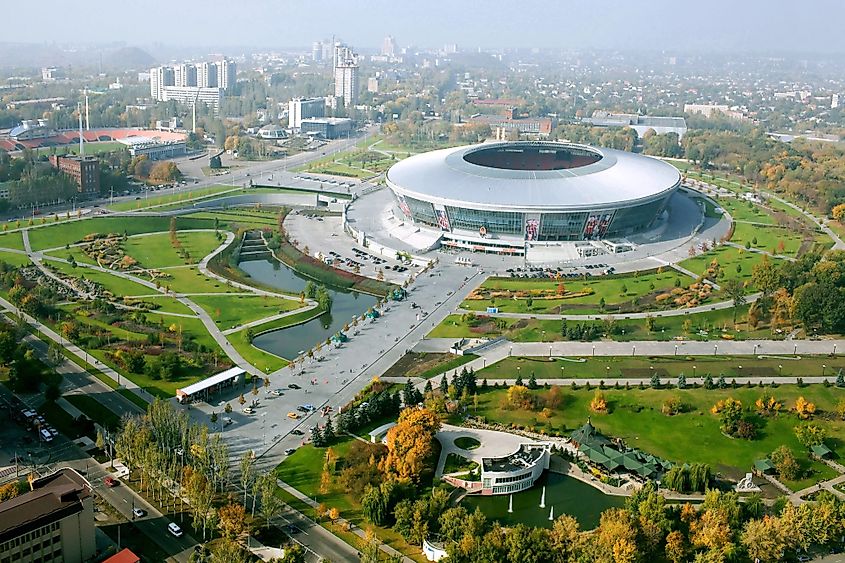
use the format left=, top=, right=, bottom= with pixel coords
left=770, top=445, right=801, bottom=480
left=239, top=451, right=255, bottom=507
left=723, top=279, right=746, bottom=324
left=589, top=390, right=608, bottom=413
left=280, top=542, right=306, bottom=563
left=664, top=530, right=688, bottom=563
left=794, top=423, right=827, bottom=448
left=507, top=385, right=533, bottom=409
left=380, top=407, right=441, bottom=482
left=217, top=502, right=249, bottom=541
left=711, top=397, right=743, bottom=435
left=755, top=393, right=782, bottom=416
left=795, top=396, right=816, bottom=419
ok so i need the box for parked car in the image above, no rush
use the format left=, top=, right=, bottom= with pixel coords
left=288, top=383, right=301, bottom=390
left=287, top=412, right=300, bottom=420
left=284, top=448, right=297, bottom=455
left=242, top=407, right=255, bottom=415
left=291, top=429, right=304, bottom=436
left=270, top=389, right=284, bottom=397
left=132, top=507, right=146, bottom=518
left=104, top=476, right=118, bottom=487
left=168, top=522, right=183, bottom=537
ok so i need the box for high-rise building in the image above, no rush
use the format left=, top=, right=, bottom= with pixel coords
left=382, top=35, right=397, bottom=57
left=833, top=94, right=840, bottom=109
left=216, top=59, right=236, bottom=90
left=0, top=468, right=95, bottom=563
left=197, top=62, right=218, bottom=88
left=368, top=77, right=379, bottom=93
left=311, top=41, right=323, bottom=62
left=162, top=87, right=223, bottom=114
left=150, top=66, right=175, bottom=100
left=333, top=46, right=359, bottom=107
left=174, top=63, right=197, bottom=88
left=289, top=97, right=325, bottom=129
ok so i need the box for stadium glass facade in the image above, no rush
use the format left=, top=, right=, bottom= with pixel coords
left=394, top=193, right=671, bottom=241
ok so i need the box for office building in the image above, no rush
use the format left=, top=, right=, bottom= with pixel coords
left=150, top=66, right=175, bottom=100
left=49, top=155, right=100, bottom=195
left=197, top=62, right=218, bottom=88
left=174, top=64, right=197, bottom=87
left=216, top=59, right=236, bottom=90
left=311, top=41, right=324, bottom=62
left=288, top=97, right=325, bottom=129
left=582, top=111, right=687, bottom=139
left=382, top=35, right=397, bottom=57
left=161, top=86, right=223, bottom=114
left=333, top=46, right=359, bottom=107
left=300, top=117, right=353, bottom=139
left=0, top=468, right=95, bottom=563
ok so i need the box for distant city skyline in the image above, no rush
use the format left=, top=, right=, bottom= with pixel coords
left=5, top=0, right=845, bottom=54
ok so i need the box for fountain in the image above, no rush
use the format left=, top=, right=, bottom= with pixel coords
left=539, top=486, right=546, bottom=508
left=508, top=494, right=513, bottom=513
left=548, top=506, right=554, bottom=521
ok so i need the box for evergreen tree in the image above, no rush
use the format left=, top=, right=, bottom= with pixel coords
left=423, top=380, right=433, bottom=395
left=717, top=375, right=727, bottom=389
left=403, top=379, right=416, bottom=406
left=836, top=369, right=845, bottom=388
left=481, top=378, right=488, bottom=390
left=677, top=374, right=686, bottom=389
left=650, top=373, right=661, bottom=389
left=515, top=374, right=524, bottom=387
left=439, top=375, right=448, bottom=395
left=528, top=373, right=538, bottom=390
left=703, top=373, right=714, bottom=389
left=310, top=425, right=324, bottom=447
left=322, top=418, right=335, bottom=444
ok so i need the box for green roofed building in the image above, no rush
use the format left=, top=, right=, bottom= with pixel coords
left=753, top=459, right=775, bottom=474
left=572, top=419, right=669, bottom=481
left=811, top=444, right=833, bottom=459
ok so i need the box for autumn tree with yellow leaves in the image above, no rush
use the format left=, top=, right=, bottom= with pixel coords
left=380, top=407, right=441, bottom=482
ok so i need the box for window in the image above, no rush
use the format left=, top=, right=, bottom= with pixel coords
left=445, top=207, right=523, bottom=234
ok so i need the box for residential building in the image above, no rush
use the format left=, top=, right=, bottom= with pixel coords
left=288, top=97, right=325, bottom=129
left=311, top=41, right=324, bottom=62
left=150, top=66, right=175, bottom=100
left=334, top=46, right=359, bottom=107
left=161, top=86, right=223, bottom=113
left=174, top=64, right=197, bottom=88
left=300, top=117, right=353, bottom=139
left=197, top=62, right=218, bottom=88
left=0, top=468, right=95, bottom=563
left=382, top=35, right=397, bottom=57
left=49, top=155, right=100, bottom=195
left=471, top=114, right=556, bottom=137
left=41, top=67, right=63, bottom=81
left=833, top=94, right=840, bottom=109
left=367, top=77, right=379, bottom=93
left=216, top=59, right=236, bottom=90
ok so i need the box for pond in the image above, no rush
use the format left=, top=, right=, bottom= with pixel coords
left=239, top=258, right=378, bottom=360
left=462, top=472, right=624, bottom=530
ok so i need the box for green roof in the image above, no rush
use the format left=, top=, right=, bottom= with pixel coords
left=754, top=459, right=775, bottom=472
left=811, top=444, right=833, bottom=458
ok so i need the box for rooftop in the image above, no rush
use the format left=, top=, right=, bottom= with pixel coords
left=482, top=443, right=548, bottom=473
left=176, top=367, right=245, bottom=398
left=0, top=468, right=91, bottom=542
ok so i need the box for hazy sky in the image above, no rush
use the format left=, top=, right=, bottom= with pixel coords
left=7, top=0, right=845, bottom=54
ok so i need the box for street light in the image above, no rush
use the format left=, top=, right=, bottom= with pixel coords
left=693, top=365, right=697, bottom=378
left=592, top=345, right=595, bottom=357
left=779, top=364, right=783, bottom=376
left=713, top=344, right=718, bottom=356
left=793, top=344, right=798, bottom=356
left=823, top=364, right=827, bottom=377
left=753, top=344, right=758, bottom=356
left=674, top=344, right=678, bottom=357
left=631, top=345, right=636, bottom=357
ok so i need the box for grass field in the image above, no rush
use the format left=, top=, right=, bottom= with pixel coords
left=429, top=304, right=773, bottom=342
left=35, top=141, right=127, bottom=157
left=225, top=333, right=288, bottom=373
left=731, top=222, right=806, bottom=256
left=0, top=250, right=31, bottom=267
left=156, top=266, right=240, bottom=294
left=0, top=230, right=26, bottom=251
left=65, top=394, right=122, bottom=430
left=477, top=355, right=845, bottom=381
left=122, top=231, right=221, bottom=268
left=679, top=245, right=766, bottom=284
left=47, top=260, right=155, bottom=297
left=468, top=384, right=844, bottom=488
left=107, top=185, right=236, bottom=212
left=191, top=294, right=301, bottom=329
left=28, top=216, right=216, bottom=251
left=462, top=271, right=689, bottom=315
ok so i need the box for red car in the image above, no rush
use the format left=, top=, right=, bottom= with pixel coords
left=104, top=476, right=118, bottom=487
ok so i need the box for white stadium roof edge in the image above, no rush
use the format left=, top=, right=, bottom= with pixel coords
left=176, top=366, right=245, bottom=399
left=385, top=141, right=681, bottom=211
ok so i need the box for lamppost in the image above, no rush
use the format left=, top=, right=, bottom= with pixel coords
left=779, top=364, right=783, bottom=376
left=823, top=364, right=827, bottom=377
left=592, top=345, right=595, bottom=357
left=549, top=345, right=552, bottom=358
left=674, top=344, right=678, bottom=357
left=713, top=344, right=718, bottom=356
left=793, top=344, right=798, bottom=356
left=693, top=365, right=697, bottom=378
left=753, top=344, right=758, bottom=356
left=631, top=345, right=636, bottom=357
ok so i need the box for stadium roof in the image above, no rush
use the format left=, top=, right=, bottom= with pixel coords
left=386, top=141, right=680, bottom=211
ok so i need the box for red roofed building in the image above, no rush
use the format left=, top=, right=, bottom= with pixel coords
left=103, top=548, right=141, bottom=563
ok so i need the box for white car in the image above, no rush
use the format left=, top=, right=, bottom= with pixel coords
left=242, top=407, right=255, bottom=415
left=168, top=522, right=183, bottom=537
left=132, top=507, right=146, bottom=518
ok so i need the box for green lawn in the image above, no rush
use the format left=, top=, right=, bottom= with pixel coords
left=27, top=216, right=216, bottom=251
left=679, top=245, right=767, bottom=284
left=40, top=400, right=89, bottom=439
left=47, top=260, right=155, bottom=297
left=183, top=210, right=279, bottom=229
left=156, top=267, right=240, bottom=294
left=716, top=198, right=777, bottom=224
left=470, top=384, right=845, bottom=486
left=107, top=185, right=236, bottom=212
left=122, top=231, right=222, bottom=268
left=0, top=230, right=26, bottom=251
left=477, top=355, right=845, bottom=381
left=0, top=251, right=30, bottom=267
left=123, top=295, right=196, bottom=315
left=35, top=141, right=127, bottom=157
left=462, top=271, right=689, bottom=314
left=430, top=304, right=773, bottom=342
left=225, top=333, right=288, bottom=373
left=191, top=294, right=301, bottom=329
left=732, top=223, right=806, bottom=256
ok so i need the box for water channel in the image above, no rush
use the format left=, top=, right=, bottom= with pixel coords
left=239, top=258, right=378, bottom=360
left=462, top=471, right=624, bottom=530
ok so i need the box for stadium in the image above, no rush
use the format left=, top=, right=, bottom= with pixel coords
left=383, top=141, right=682, bottom=255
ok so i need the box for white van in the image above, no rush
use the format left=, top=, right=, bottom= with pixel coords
left=40, top=429, right=53, bottom=442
